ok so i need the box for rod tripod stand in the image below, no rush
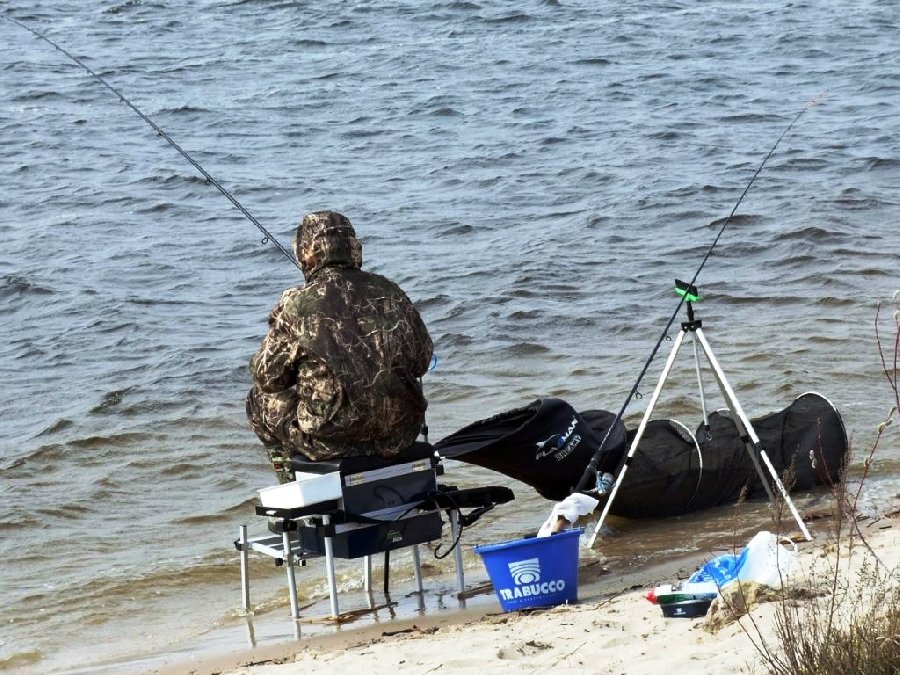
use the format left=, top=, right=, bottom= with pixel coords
left=587, top=282, right=813, bottom=547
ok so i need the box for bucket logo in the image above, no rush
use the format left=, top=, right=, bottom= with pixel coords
left=508, top=558, right=541, bottom=584
left=497, top=556, right=566, bottom=603
left=535, top=416, right=582, bottom=462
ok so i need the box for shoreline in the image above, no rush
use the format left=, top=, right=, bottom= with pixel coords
left=150, top=513, right=900, bottom=675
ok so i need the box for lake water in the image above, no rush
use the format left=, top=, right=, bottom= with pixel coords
left=1, top=0, right=898, bottom=671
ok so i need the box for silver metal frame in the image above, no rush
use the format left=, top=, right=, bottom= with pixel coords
left=237, top=508, right=471, bottom=622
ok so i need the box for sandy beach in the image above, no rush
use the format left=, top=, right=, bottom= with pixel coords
left=155, top=510, right=899, bottom=675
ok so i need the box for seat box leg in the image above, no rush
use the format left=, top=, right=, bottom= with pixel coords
left=281, top=529, right=300, bottom=619
left=322, top=514, right=340, bottom=618
left=239, top=524, right=251, bottom=613
left=450, top=510, right=465, bottom=596
left=412, top=544, right=424, bottom=594
left=362, top=555, right=373, bottom=594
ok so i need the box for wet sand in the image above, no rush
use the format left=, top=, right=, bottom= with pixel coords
left=151, top=513, right=899, bottom=675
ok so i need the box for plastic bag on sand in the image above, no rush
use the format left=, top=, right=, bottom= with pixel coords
left=737, top=530, right=799, bottom=587
left=691, top=531, right=799, bottom=589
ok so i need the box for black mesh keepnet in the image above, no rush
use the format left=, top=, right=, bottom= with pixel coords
left=434, top=398, right=626, bottom=500
left=609, top=419, right=703, bottom=518
left=435, top=392, right=848, bottom=519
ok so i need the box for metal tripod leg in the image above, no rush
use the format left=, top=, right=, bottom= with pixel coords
left=690, top=333, right=710, bottom=430
left=587, top=329, right=689, bottom=548
left=694, top=328, right=813, bottom=541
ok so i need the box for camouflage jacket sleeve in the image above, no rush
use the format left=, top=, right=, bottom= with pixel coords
left=249, top=287, right=304, bottom=393
left=408, top=297, right=434, bottom=378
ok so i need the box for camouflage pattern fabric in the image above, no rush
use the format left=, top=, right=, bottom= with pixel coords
left=246, top=211, right=433, bottom=464
left=265, top=444, right=295, bottom=485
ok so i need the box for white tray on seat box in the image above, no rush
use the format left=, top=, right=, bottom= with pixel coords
left=258, top=471, right=342, bottom=509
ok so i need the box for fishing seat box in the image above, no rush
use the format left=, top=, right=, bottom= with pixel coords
left=241, top=442, right=516, bottom=621
left=288, top=442, right=444, bottom=559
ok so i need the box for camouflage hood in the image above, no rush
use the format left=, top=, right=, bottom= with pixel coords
left=294, top=211, right=363, bottom=281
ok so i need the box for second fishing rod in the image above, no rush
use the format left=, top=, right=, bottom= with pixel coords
left=572, top=96, right=822, bottom=531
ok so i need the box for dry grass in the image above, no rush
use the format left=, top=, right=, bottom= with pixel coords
left=728, top=295, right=900, bottom=675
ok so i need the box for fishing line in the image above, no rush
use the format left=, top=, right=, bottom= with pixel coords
left=574, top=96, right=823, bottom=493
left=4, top=16, right=301, bottom=270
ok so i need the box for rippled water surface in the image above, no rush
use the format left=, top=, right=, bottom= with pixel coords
left=1, top=0, right=899, bottom=671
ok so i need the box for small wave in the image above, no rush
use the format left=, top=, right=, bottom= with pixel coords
left=572, top=57, right=612, bottom=66
left=293, top=39, right=328, bottom=48
left=127, top=172, right=209, bottom=187
left=0, top=650, right=42, bottom=670
left=104, top=0, right=143, bottom=13
left=503, top=342, right=551, bottom=355
left=429, top=106, right=461, bottom=117
left=863, top=156, right=900, bottom=170
left=159, top=461, right=208, bottom=477
left=313, top=71, right=343, bottom=80
left=716, top=113, right=784, bottom=124
left=3, top=443, right=67, bottom=475
left=229, top=0, right=297, bottom=5
left=443, top=0, right=481, bottom=8
left=646, top=130, right=679, bottom=140
left=174, top=496, right=260, bottom=525
left=437, top=332, right=475, bottom=347
left=89, top=389, right=131, bottom=415
left=158, top=105, right=210, bottom=114
left=35, top=418, right=74, bottom=437
left=540, top=136, right=567, bottom=145
left=33, top=501, right=93, bottom=520
left=507, top=310, right=541, bottom=320
left=10, top=90, right=64, bottom=103
left=770, top=253, right=817, bottom=268
left=437, top=223, right=474, bottom=237
left=815, top=296, right=855, bottom=307
left=0, top=510, right=47, bottom=531
left=707, top=213, right=758, bottom=228
left=69, top=432, right=151, bottom=450
left=15, top=550, right=258, bottom=628
left=829, top=195, right=882, bottom=210
left=0, top=274, right=53, bottom=298
left=415, top=293, right=453, bottom=308
left=771, top=225, right=835, bottom=243
left=778, top=157, right=829, bottom=171
left=484, top=12, right=532, bottom=23
left=844, top=267, right=896, bottom=278
left=342, top=128, right=381, bottom=138
left=125, top=297, right=203, bottom=306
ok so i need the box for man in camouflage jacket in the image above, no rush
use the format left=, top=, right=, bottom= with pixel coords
left=246, top=211, right=433, bottom=482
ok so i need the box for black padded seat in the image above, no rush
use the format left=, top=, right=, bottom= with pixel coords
left=290, top=441, right=437, bottom=476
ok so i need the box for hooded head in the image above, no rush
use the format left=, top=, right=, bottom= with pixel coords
left=293, top=211, right=363, bottom=280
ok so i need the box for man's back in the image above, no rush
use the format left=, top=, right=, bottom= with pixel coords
left=247, top=211, right=433, bottom=465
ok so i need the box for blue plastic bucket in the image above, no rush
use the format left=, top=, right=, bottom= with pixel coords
left=474, top=529, right=583, bottom=612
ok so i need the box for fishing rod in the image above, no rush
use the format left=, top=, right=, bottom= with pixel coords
left=5, top=16, right=301, bottom=270
left=574, top=95, right=823, bottom=498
